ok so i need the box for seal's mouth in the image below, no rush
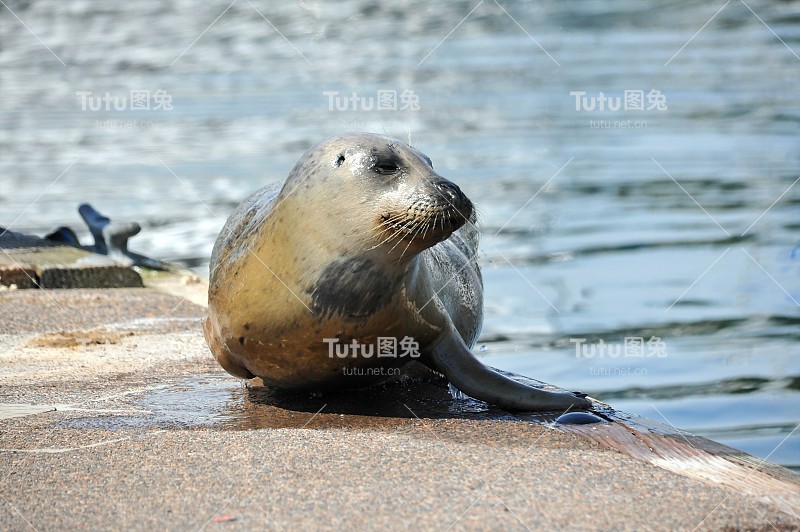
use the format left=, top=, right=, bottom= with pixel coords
left=380, top=206, right=469, bottom=234
left=374, top=177, right=473, bottom=254
left=379, top=198, right=472, bottom=244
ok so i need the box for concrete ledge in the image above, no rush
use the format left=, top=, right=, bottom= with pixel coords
left=0, top=285, right=798, bottom=530
left=0, top=228, right=142, bottom=289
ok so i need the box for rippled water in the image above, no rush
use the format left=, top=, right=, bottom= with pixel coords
left=1, top=0, right=798, bottom=468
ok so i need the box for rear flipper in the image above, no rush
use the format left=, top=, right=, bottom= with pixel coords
left=429, top=331, right=592, bottom=412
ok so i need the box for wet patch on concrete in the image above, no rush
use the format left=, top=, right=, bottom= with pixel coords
left=57, top=373, right=562, bottom=432
left=57, top=375, right=236, bottom=430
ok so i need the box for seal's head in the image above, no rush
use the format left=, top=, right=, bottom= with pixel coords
left=282, top=133, right=473, bottom=261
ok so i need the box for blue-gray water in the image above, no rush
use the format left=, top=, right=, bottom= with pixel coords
left=1, top=1, right=798, bottom=469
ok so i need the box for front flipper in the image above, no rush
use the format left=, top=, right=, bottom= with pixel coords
left=429, top=331, right=592, bottom=412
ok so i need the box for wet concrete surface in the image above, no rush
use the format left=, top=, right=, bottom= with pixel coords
left=1, top=287, right=799, bottom=530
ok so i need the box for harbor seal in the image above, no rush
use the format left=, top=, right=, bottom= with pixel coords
left=203, top=133, right=590, bottom=411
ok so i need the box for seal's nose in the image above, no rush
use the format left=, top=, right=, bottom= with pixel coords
left=433, top=180, right=466, bottom=204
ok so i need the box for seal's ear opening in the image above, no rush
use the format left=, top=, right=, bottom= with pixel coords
left=335, top=154, right=345, bottom=167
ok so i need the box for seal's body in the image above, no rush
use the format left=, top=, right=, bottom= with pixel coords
left=204, top=133, right=590, bottom=411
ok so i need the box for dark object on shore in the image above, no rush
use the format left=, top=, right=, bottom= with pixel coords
left=0, top=227, right=144, bottom=289
left=45, top=226, right=81, bottom=246
left=555, top=411, right=606, bottom=425
left=45, top=203, right=173, bottom=271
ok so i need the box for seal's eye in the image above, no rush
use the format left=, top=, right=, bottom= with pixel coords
left=374, top=160, right=400, bottom=175
left=335, top=155, right=345, bottom=167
